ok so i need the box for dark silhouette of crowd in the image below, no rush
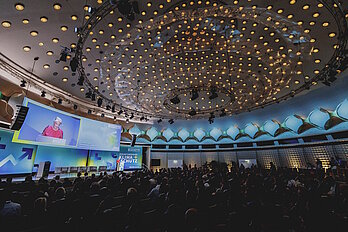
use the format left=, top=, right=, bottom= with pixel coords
left=1, top=162, right=348, bottom=232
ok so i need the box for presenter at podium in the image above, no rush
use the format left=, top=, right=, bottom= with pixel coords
left=42, top=117, right=64, bottom=139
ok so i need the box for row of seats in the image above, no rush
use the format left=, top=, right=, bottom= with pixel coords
left=54, top=166, right=108, bottom=174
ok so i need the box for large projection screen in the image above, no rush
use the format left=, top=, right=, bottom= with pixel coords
left=12, top=98, right=121, bottom=151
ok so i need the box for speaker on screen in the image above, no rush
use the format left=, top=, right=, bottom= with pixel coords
left=151, top=159, right=160, bottom=166
left=131, top=134, right=136, bottom=147
left=11, top=106, right=29, bottom=130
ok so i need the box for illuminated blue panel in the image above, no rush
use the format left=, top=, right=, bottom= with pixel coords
left=244, top=123, right=259, bottom=138
left=129, top=125, right=142, bottom=136
left=0, top=130, right=37, bottom=175
left=284, top=115, right=303, bottom=133
left=146, top=127, right=158, bottom=141
left=336, top=99, right=348, bottom=120
left=178, top=129, right=190, bottom=141
left=263, top=120, right=280, bottom=136
left=226, top=127, right=240, bottom=140
left=163, top=128, right=174, bottom=141
left=308, top=109, right=330, bottom=128
left=194, top=128, right=205, bottom=141
left=210, top=128, right=222, bottom=140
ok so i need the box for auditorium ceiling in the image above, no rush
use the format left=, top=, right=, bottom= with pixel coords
left=0, top=0, right=348, bottom=122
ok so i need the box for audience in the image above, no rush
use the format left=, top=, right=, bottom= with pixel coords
left=0, top=162, right=347, bottom=232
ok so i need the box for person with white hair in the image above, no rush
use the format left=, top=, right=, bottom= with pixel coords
left=42, top=116, right=63, bottom=139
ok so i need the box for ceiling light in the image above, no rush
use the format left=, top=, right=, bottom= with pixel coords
left=43, top=64, right=50, bottom=69
left=30, top=31, right=38, bottom=36
left=15, top=3, right=25, bottom=11
left=52, top=38, right=59, bottom=43
left=22, top=19, right=29, bottom=24
left=53, top=3, right=61, bottom=10
left=1, top=21, right=11, bottom=28
left=62, top=78, right=68, bottom=82
left=61, top=26, right=68, bottom=32
left=46, top=51, right=53, bottom=56
left=40, top=17, right=48, bottom=23
left=71, top=15, right=78, bottom=20
left=23, top=46, right=31, bottom=52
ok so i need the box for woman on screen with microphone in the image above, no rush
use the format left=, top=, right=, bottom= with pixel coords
left=42, top=117, right=63, bottom=139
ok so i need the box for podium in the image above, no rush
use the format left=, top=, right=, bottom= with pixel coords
left=36, top=134, right=66, bottom=145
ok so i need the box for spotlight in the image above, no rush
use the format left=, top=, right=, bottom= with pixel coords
left=106, top=105, right=111, bottom=111
left=209, top=86, right=218, bottom=100
left=101, top=113, right=105, bottom=118
left=126, top=118, right=129, bottom=123
left=77, top=75, right=84, bottom=86
left=73, top=104, right=78, bottom=110
left=168, top=119, right=174, bottom=124
left=140, top=116, right=145, bottom=121
left=170, top=96, right=180, bottom=104
left=112, top=105, right=116, bottom=113
left=130, top=113, right=134, bottom=119
left=70, top=57, right=78, bottom=72
left=157, top=119, right=162, bottom=124
left=88, top=109, right=92, bottom=114
left=188, top=108, right=196, bottom=116
left=41, top=91, right=46, bottom=98
left=59, top=49, right=68, bottom=62
left=191, top=89, right=199, bottom=101
left=74, top=27, right=80, bottom=34
left=20, top=80, right=26, bottom=88
left=208, top=112, right=215, bottom=124
left=58, top=98, right=62, bottom=104
left=220, top=109, right=226, bottom=117
left=97, top=98, right=103, bottom=107
left=87, top=6, right=95, bottom=14
left=85, top=89, right=92, bottom=98
left=118, top=109, right=123, bottom=115
left=91, top=93, right=96, bottom=101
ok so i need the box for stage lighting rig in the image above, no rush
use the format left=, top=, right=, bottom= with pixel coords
left=189, top=108, right=196, bottom=116
left=91, top=93, right=96, bottom=101
left=130, top=113, right=134, bottom=119
left=168, top=119, right=174, bottom=124
left=85, top=89, right=92, bottom=98
left=77, top=75, right=85, bottom=86
left=70, top=57, right=78, bottom=72
left=106, top=105, right=111, bottom=111
left=170, top=96, right=180, bottom=104
left=157, top=119, right=162, bottom=124
left=112, top=105, right=116, bottom=113
left=209, top=86, right=218, bottom=100
left=115, top=0, right=140, bottom=21
left=191, top=89, right=199, bottom=101
left=20, top=80, right=26, bottom=88
left=41, top=91, right=46, bottom=98
left=220, top=109, right=226, bottom=117
left=118, top=109, right=123, bottom=115
left=208, top=112, right=215, bottom=124
left=97, top=98, right=103, bottom=107
left=58, top=98, right=62, bottom=104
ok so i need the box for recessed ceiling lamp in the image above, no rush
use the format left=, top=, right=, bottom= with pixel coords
left=1, top=21, right=11, bottom=28
left=53, top=3, right=61, bottom=10
left=40, top=17, right=48, bottom=23
left=15, top=3, right=25, bottom=11
left=23, top=46, right=31, bottom=52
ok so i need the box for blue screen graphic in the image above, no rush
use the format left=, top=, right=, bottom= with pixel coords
left=0, top=130, right=37, bottom=174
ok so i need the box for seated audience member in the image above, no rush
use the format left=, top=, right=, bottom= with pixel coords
left=0, top=189, right=21, bottom=218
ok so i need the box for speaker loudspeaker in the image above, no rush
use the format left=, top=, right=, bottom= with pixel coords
left=11, top=106, right=29, bottom=131
left=131, top=134, right=136, bottom=147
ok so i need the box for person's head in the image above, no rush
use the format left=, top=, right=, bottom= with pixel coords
left=34, top=197, right=47, bottom=214
left=53, top=117, right=62, bottom=129
left=55, top=187, right=66, bottom=199
left=90, top=182, right=100, bottom=194
left=185, top=208, right=199, bottom=228
left=127, top=187, right=138, bottom=202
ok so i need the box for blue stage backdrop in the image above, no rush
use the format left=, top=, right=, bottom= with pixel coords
left=35, top=146, right=88, bottom=171
left=0, top=130, right=37, bottom=175
left=88, top=146, right=143, bottom=171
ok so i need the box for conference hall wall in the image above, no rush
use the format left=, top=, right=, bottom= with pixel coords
left=0, top=130, right=142, bottom=175
left=151, top=141, right=348, bottom=170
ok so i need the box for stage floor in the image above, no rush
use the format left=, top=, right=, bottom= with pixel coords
left=8, top=171, right=117, bottom=183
